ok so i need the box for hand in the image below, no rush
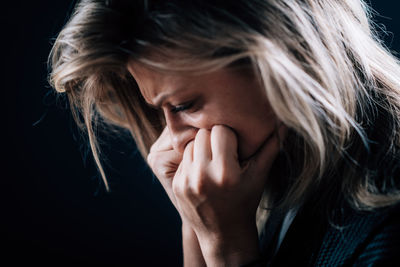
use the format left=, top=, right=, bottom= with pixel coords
left=146, top=127, right=183, bottom=210
left=172, top=124, right=286, bottom=264
left=147, top=127, right=207, bottom=266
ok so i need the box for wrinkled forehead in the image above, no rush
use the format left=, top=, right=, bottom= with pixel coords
left=126, top=60, right=194, bottom=105
left=127, top=60, right=167, bottom=103
left=126, top=58, right=257, bottom=109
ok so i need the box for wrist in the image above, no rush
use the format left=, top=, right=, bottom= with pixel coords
left=195, top=223, right=260, bottom=266
left=182, top=222, right=198, bottom=241
left=181, top=221, right=207, bottom=267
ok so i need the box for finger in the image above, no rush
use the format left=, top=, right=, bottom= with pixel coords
left=182, top=140, right=194, bottom=165
left=210, top=125, right=238, bottom=165
left=147, top=150, right=182, bottom=180
left=147, top=150, right=181, bottom=210
left=173, top=142, right=193, bottom=199
left=193, top=129, right=212, bottom=163
left=150, top=127, right=173, bottom=153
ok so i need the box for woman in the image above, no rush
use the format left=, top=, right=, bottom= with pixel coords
left=49, top=0, right=400, bottom=266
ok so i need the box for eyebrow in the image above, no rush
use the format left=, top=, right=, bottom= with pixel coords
left=140, top=91, right=171, bottom=110
left=152, top=93, right=171, bottom=109
left=147, top=86, right=186, bottom=109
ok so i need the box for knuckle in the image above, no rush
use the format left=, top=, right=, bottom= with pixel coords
left=193, top=165, right=206, bottom=180
left=146, top=153, right=165, bottom=177
left=147, top=151, right=161, bottom=167
left=149, top=141, right=158, bottom=153
left=188, top=167, right=209, bottom=196
left=216, top=164, right=228, bottom=179
left=146, top=152, right=154, bottom=167
left=172, top=173, right=190, bottom=198
left=215, top=165, right=234, bottom=187
left=188, top=177, right=204, bottom=196
left=172, top=178, right=182, bottom=197
left=159, top=166, right=171, bottom=180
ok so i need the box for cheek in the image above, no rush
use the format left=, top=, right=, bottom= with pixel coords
left=236, top=129, right=264, bottom=160
left=184, top=100, right=237, bottom=130
left=181, top=110, right=216, bottom=130
left=234, top=112, right=277, bottom=160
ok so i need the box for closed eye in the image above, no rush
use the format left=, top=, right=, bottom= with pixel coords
left=170, top=101, right=194, bottom=113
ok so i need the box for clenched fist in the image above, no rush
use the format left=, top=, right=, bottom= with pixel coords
left=147, top=124, right=286, bottom=266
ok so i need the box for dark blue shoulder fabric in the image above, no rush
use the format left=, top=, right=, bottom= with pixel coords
left=352, top=209, right=400, bottom=266
left=265, top=202, right=400, bottom=266
left=315, top=204, right=400, bottom=266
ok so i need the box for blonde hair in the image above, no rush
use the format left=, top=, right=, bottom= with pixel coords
left=49, top=0, right=400, bottom=230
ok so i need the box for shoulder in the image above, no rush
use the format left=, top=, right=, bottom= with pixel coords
left=315, top=202, right=400, bottom=266
left=268, top=201, right=400, bottom=266
left=351, top=204, right=400, bottom=266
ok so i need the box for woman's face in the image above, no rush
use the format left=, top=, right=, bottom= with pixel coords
left=127, top=61, right=278, bottom=162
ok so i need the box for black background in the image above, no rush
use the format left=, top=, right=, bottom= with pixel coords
left=3, top=1, right=400, bottom=266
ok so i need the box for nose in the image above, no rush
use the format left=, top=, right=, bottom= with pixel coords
left=164, top=111, right=197, bottom=154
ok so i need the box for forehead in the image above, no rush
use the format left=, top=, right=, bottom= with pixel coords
left=127, top=61, right=187, bottom=103
left=126, top=60, right=256, bottom=106
left=127, top=60, right=220, bottom=103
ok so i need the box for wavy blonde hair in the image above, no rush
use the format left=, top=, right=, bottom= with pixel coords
left=49, top=0, right=400, bottom=230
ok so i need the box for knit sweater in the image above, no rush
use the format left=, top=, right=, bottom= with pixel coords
left=260, top=201, right=400, bottom=266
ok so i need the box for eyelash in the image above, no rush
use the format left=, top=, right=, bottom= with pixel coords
left=170, top=101, right=194, bottom=113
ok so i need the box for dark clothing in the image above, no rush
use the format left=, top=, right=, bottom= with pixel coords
left=260, top=201, right=400, bottom=266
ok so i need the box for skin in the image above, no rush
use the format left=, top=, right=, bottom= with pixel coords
left=127, top=61, right=286, bottom=266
